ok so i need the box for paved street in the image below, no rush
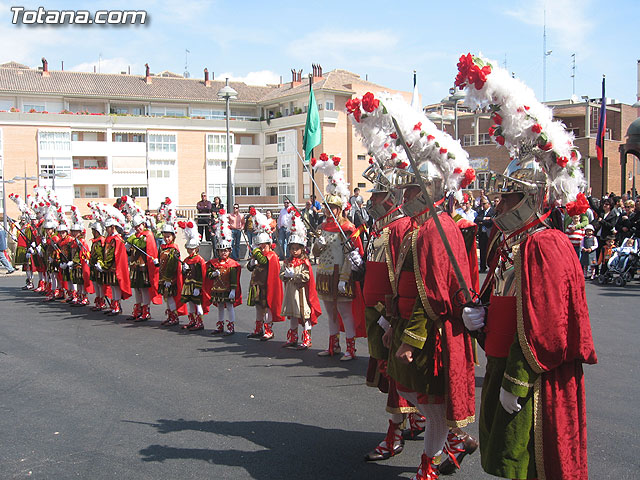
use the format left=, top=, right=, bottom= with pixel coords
left=0, top=270, right=638, bottom=479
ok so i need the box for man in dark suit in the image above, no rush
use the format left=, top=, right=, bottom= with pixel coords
left=475, top=197, right=495, bottom=272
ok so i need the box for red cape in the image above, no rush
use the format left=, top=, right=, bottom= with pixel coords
left=106, top=234, right=131, bottom=299
left=139, top=229, right=162, bottom=305
left=91, top=237, right=111, bottom=299
left=518, top=228, right=597, bottom=479
left=265, top=250, right=284, bottom=322
left=298, top=258, right=322, bottom=326
left=321, top=219, right=366, bottom=337
left=455, top=218, right=480, bottom=293
left=161, top=243, right=187, bottom=316
left=205, top=257, right=243, bottom=307
left=185, top=254, right=210, bottom=314
left=415, top=213, right=475, bottom=426
left=78, top=239, right=95, bottom=294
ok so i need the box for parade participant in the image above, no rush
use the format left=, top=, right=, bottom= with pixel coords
left=96, top=205, right=131, bottom=316
left=246, top=211, right=284, bottom=340
left=280, top=211, right=321, bottom=349
left=28, top=188, right=49, bottom=292
left=87, top=202, right=109, bottom=311
left=206, top=210, right=242, bottom=336
left=40, top=205, right=60, bottom=300
left=156, top=200, right=186, bottom=327
left=8, top=194, right=39, bottom=289
left=121, top=196, right=161, bottom=322
left=178, top=220, right=209, bottom=331
left=348, top=92, right=478, bottom=479
left=55, top=209, right=74, bottom=303
left=456, top=53, right=597, bottom=480
left=311, top=154, right=366, bottom=361
left=68, top=207, right=94, bottom=306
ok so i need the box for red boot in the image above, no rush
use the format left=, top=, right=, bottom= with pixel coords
left=166, top=310, right=180, bottom=326
left=282, top=328, right=298, bottom=348
left=340, top=337, right=356, bottom=361
left=402, top=412, right=426, bottom=440
left=182, top=313, right=196, bottom=330
left=34, top=280, right=45, bottom=293
left=413, top=453, right=439, bottom=480
left=108, top=300, right=122, bottom=316
left=188, top=314, right=204, bottom=331
left=297, top=330, right=312, bottom=350
left=224, top=320, right=235, bottom=336
left=318, top=333, right=341, bottom=356
left=261, top=322, right=274, bottom=341
left=437, top=428, right=478, bottom=475
left=211, top=320, right=224, bottom=334
left=127, top=303, right=141, bottom=321
left=91, top=297, right=103, bottom=311
left=364, top=419, right=405, bottom=461
left=55, top=288, right=65, bottom=300
left=69, top=290, right=79, bottom=305
left=247, top=320, right=263, bottom=338
left=135, top=304, right=150, bottom=322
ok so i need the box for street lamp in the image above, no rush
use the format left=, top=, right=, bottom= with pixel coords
left=217, top=78, right=238, bottom=212
left=444, top=88, right=466, bottom=140
left=581, top=96, right=590, bottom=138
left=39, top=172, right=67, bottom=191
left=13, top=175, right=37, bottom=198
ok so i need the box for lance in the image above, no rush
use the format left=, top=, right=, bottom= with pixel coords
left=391, top=117, right=478, bottom=308
left=289, top=141, right=355, bottom=252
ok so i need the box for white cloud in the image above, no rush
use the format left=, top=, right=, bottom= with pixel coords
left=69, top=57, right=143, bottom=75
left=504, top=0, right=593, bottom=52
left=216, top=70, right=281, bottom=86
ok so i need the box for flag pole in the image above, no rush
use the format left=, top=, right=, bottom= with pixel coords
left=309, top=74, right=315, bottom=201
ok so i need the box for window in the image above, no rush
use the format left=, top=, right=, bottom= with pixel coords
left=207, top=133, right=233, bottom=154
left=267, top=185, right=278, bottom=196
left=191, top=108, right=225, bottom=120
left=357, top=155, right=366, bottom=161
left=149, top=159, right=174, bottom=179
left=113, top=186, right=147, bottom=197
left=463, top=133, right=493, bottom=146
left=38, top=131, right=71, bottom=151
left=207, top=160, right=228, bottom=169
left=84, top=186, right=100, bottom=198
left=148, top=134, right=177, bottom=153
left=74, top=187, right=81, bottom=198
left=326, top=101, right=334, bottom=111
left=71, top=103, right=104, bottom=114
left=114, top=133, right=128, bottom=142
left=463, top=134, right=473, bottom=147
left=72, top=157, right=105, bottom=169
left=132, top=134, right=145, bottom=143
left=266, top=134, right=277, bottom=145
left=234, top=185, right=261, bottom=196
left=72, top=132, right=80, bottom=142
left=281, top=162, right=291, bottom=178
left=479, top=133, right=492, bottom=145
left=207, top=184, right=227, bottom=204
left=465, top=171, right=491, bottom=191
left=357, top=183, right=366, bottom=188
left=278, top=184, right=295, bottom=203
left=150, top=106, right=186, bottom=117
left=24, top=103, right=45, bottom=112
left=114, top=133, right=146, bottom=142
left=277, top=135, right=285, bottom=153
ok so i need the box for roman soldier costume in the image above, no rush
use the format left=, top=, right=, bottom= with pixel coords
left=8, top=194, right=40, bottom=290
left=206, top=211, right=242, bottom=335
left=87, top=202, right=110, bottom=311
left=457, top=53, right=597, bottom=480
left=68, top=206, right=94, bottom=306
left=98, top=204, right=131, bottom=315
left=246, top=211, right=284, bottom=340
left=179, top=220, right=209, bottom=331
left=311, top=154, right=366, bottom=361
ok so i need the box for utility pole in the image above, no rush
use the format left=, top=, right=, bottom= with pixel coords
left=571, top=53, right=576, bottom=96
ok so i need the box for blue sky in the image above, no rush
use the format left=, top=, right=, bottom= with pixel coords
left=1, top=0, right=638, bottom=105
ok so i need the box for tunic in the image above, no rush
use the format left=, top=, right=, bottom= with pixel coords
left=206, top=257, right=242, bottom=306
left=280, top=257, right=321, bottom=323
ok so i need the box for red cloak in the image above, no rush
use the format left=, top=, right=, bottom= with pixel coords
left=518, top=228, right=597, bottom=479
left=161, top=243, right=187, bottom=316
left=455, top=218, right=480, bottom=293
left=301, top=257, right=322, bottom=326
left=205, top=257, right=243, bottom=307
left=138, top=229, right=162, bottom=305
left=106, top=234, right=131, bottom=300
left=414, top=213, right=475, bottom=427
left=78, top=239, right=95, bottom=294
left=264, top=250, right=284, bottom=322
left=185, top=254, right=210, bottom=314
left=91, top=237, right=111, bottom=299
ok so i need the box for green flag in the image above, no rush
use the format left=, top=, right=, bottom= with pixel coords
left=303, top=87, right=321, bottom=161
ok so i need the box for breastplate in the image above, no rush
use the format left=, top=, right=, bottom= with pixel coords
left=317, top=230, right=344, bottom=275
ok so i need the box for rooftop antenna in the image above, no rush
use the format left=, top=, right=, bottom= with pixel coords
left=184, top=49, right=190, bottom=78
left=571, top=53, right=576, bottom=96
left=543, top=7, right=552, bottom=102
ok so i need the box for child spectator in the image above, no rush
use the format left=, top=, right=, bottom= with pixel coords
left=598, top=236, right=616, bottom=276
left=566, top=214, right=585, bottom=257
left=580, top=224, right=598, bottom=279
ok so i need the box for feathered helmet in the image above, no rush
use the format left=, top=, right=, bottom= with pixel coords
left=8, top=193, right=36, bottom=222
left=454, top=52, right=586, bottom=232
left=284, top=207, right=307, bottom=246
left=41, top=200, right=58, bottom=230
left=56, top=205, right=70, bottom=232
left=347, top=91, right=474, bottom=217
left=214, top=209, right=233, bottom=250
left=86, top=202, right=105, bottom=235
left=69, top=205, right=84, bottom=232
left=120, top=195, right=145, bottom=227
left=100, top=203, right=127, bottom=230
left=160, top=197, right=177, bottom=234
left=178, top=219, right=200, bottom=249
left=253, top=211, right=273, bottom=246
left=312, top=153, right=350, bottom=210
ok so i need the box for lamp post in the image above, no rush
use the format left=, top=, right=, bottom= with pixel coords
left=13, top=175, right=37, bottom=198
left=445, top=88, right=466, bottom=140
left=218, top=78, right=238, bottom=212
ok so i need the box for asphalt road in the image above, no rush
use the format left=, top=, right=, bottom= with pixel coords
left=0, top=270, right=638, bottom=479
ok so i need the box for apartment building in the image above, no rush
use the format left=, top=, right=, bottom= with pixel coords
left=0, top=59, right=413, bottom=219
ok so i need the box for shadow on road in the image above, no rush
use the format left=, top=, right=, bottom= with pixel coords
left=133, top=418, right=412, bottom=479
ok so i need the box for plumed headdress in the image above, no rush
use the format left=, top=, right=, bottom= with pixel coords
left=86, top=201, right=105, bottom=234
left=99, top=203, right=127, bottom=230
left=284, top=207, right=307, bottom=246
left=69, top=205, right=84, bottom=231
left=160, top=197, right=177, bottom=234
left=178, top=219, right=200, bottom=249
left=214, top=209, right=233, bottom=250
left=311, top=153, right=350, bottom=210
left=253, top=211, right=273, bottom=246
left=120, top=195, right=145, bottom=227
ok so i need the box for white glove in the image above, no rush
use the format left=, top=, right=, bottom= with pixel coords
left=153, top=258, right=159, bottom=266
left=28, top=247, right=34, bottom=255
left=377, top=317, right=391, bottom=333
left=228, top=289, right=236, bottom=300
left=37, top=245, right=43, bottom=255
left=337, top=280, right=347, bottom=293
left=182, top=263, right=189, bottom=272
left=193, top=288, right=200, bottom=296
left=211, top=270, right=221, bottom=278
left=31, top=242, right=37, bottom=248
left=348, top=250, right=364, bottom=270
left=164, top=281, right=172, bottom=288
left=26, top=253, right=32, bottom=259
left=95, top=263, right=103, bottom=272
left=462, top=306, right=485, bottom=331
left=67, top=261, right=73, bottom=269
left=59, top=262, right=67, bottom=269
left=283, top=267, right=295, bottom=278
left=499, top=387, right=522, bottom=414
left=315, top=235, right=327, bottom=247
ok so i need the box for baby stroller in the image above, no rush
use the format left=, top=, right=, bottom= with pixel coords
left=598, top=237, right=639, bottom=287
